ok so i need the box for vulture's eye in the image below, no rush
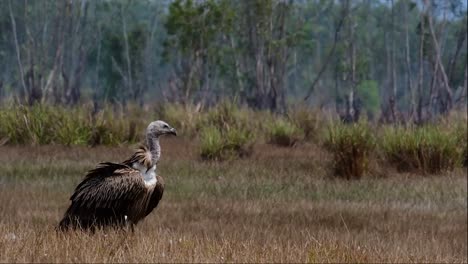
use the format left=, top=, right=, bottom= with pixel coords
left=163, top=124, right=169, bottom=129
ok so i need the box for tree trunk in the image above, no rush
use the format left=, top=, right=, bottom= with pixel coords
left=8, top=0, right=28, bottom=103
left=425, top=0, right=452, bottom=113
left=404, top=0, right=415, bottom=122
left=416, top=6, right=426, bottom=124
left=390, top=0, right=397, bottom=120
left=122, top=6, right=134, bottom=100
left=447, top=23, right=467, bottom=86
left=303, top=3, right=348, bottom=102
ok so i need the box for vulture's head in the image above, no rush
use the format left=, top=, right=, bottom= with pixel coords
left=147, top=120, right=177, bottom=137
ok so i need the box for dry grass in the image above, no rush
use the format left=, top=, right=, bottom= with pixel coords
left=0, top=138, right=466, bottom=263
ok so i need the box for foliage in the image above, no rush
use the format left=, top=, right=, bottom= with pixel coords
left=0, top=104, right=145, bottom=146
left=155, top=103, right=203, bottom=138
left=381, top=126, right=461, bottom=174
left=164, top=0, right=235, bottom=101
left=356, top=80, right=380, bottom=118
left=199, top=125, right=224, bottom=160
left=288, top=105, right=322, bottom=141
left=199, top=101, right=254, bottom=160
left=324, top=122, right=375, bottom=179
left=98, top=24, right=148, bottom=102
left=1, top=1, right=467, bottom=115
left=0, top=103, right=466, bottom=175
left=267, top=118, right=303, bottom=147
left=0, top=143, right=466, bottom=262
left=451, top=121, right=467, bottom=167
left=202, top=101, right=248, bottom=131
left=199, top=125, right=253, bottom=161
left=165, top=0, right=233, bottom=55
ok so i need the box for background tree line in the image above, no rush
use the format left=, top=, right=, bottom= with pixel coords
left=0, top=0, right=466, bottom=123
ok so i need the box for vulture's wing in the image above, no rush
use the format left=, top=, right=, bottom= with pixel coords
left=122, top=145, right=152, bottom=168
left=145, top=175, right=165, bottom=217
left=66, top=162, right=147, bottom=215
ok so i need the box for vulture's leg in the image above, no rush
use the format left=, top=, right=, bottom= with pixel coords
left=124, top=215, right=135, bottom=233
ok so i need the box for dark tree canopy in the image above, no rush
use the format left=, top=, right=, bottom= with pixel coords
left=0, top=0, right=466, bottom=120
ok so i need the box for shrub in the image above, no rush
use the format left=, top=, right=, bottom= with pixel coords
left=267, top=119, right=302, bottom=147
left=0, top=104, right=59, bottom=144
left=156, top=103, right=202, bottom=137
left=289, top=106, right=322, bottom=141
left=225, top=125, right=254, bottom=157
left=198, top=101, right=255, bottom=160
left=463, top=137, right=468, bottom=167
left=451, top=122, right=467, bottom=167
left=199, top=125, right=253, bottom=160
left=356, top=80, right=380, bottom=118
left=0, top=104, right=145, bottom=146
left=89, top=107, right=145, bottom=145
left=55, top=108, right=93, bottom=145
left=324, top=122, right=375, bottom=179
left=202, top=101, right=251, bottom=132
left=463, top=143, right=467, bottom=167
left=381, top=125, right=461, bottom=174
left=200, top=125, right=224, bottom=160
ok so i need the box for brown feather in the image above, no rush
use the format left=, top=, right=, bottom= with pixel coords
left=144, top=175, right=165, bottom=217
left=122, top=145, right=153, bottom=169
left=58, top=160, right=164, bottom=231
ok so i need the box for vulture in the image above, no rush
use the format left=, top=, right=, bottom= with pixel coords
left=58, top=120, right=177, bottom=231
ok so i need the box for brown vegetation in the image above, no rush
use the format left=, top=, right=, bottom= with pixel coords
left=0, top=138, right=466, bottom=262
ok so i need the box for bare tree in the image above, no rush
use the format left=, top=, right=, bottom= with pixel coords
left=389, top=0, right=397, bottom=122
left=8, top=0, right=28, bottom=103
left=303, top=3, right=348, bottom=102
left=416, top=3, right=427, bottom=123
left=404, top=0, right=415, bottom=122
left=425, top=0, right=452, bottom=113
left=121, top=5, right=134, bottom=101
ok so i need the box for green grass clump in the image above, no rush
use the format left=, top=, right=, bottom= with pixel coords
left=381, top=125, right=461, bottom=174
left=54, top=108, right=93, bottom=145
left=200, top=125, right=224, bottom=160
left=199, top=125, right=253, bottom=160
left=452, top=122, right=467, bottom=167
left=0, top=104, right=144, bottom=146
left=289, top=106, right=322, bottom=141
left=198, top=101, right=255, bottom=160
left=267, top=119, right=303, bottom=147
left=0, top=104, right=67, bottom=144
left=462, top=136, right=467, bottom=167
left=202, top=101, right=251, bottom=131
left=155, top=103, right=202, bottom=137
left=324, top=122, right=375, bottom=179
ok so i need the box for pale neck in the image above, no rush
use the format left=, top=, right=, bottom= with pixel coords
left=146, top=134, right=160, bottom=165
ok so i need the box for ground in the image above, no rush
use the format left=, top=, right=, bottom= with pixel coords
left=0, top=138, right=466, bottom=262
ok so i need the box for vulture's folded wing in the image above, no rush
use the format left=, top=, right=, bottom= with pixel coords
left=145, top=175, right=165, bottom=217
left=68, top=162, right=147, bottom=213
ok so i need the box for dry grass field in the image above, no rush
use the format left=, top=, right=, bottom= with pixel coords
left=0, top=138, right=466, bottom=263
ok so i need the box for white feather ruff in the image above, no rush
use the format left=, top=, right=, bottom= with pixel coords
left=132, top=163, right=157, bottom=186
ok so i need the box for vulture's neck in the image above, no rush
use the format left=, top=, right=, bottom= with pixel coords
left=146, top=134, right=160, bottom=165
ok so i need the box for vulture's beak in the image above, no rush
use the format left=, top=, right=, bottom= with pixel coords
left=169, top=128, right=177, bottom=136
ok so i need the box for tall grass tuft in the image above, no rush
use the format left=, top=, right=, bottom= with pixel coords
left=199, top=125, right=253, bottom=160
left=289, top=105, right=322, bottom=141
left=462, top=134, right=467, bottom=168
left=199, top=125, right=224, bottom=160
left=155, top=103, right=202, bottom=137
left=202, top=101, right=252, bottom=131
left=324, top=122, right=375, bottom=179
left=267, top=118, right=303, bottom=147
left=199, top=102, right=254, bottom=160
left=381, top=125, right=461, bottom=174
left=0, top=104, right=145, bottom=146
left=451, top=122, right=467, bottom=167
